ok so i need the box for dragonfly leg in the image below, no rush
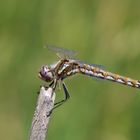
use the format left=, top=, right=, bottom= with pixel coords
left=48, top=81, right=54, bottom=87
left=49, top=79, right=57, bottom=89
left=53, top=81, right=70, bottom=109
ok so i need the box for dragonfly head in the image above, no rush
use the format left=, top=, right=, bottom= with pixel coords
left=38, top=65, right=54, bottom=82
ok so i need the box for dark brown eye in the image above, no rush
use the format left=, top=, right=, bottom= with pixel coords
left=39, top=65, right=53, bottom=82
left=40, top=66, right=47, bottom=77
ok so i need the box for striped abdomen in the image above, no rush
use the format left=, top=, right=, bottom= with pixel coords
left=66, top=63, right=140, bottom=89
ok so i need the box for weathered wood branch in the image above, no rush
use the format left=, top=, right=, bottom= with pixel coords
left=29, top=86, right=55, bottom=140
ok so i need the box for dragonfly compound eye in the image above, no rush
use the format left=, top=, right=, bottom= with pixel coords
left=39, top=65, right=53, bottom=82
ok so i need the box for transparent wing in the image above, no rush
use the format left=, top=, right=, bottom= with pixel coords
left=45, top=44, right=77, bottom=59
left=76, top=60, right=105, bottom=70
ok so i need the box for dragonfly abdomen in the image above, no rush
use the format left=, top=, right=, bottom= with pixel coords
left=78, top=64, right=140, bottom=89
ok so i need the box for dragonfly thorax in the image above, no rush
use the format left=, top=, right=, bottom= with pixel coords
left=39, top=65, right=54, bottom=82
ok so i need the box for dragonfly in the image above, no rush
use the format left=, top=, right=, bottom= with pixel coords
left=38, top=45, right=140, bottom=108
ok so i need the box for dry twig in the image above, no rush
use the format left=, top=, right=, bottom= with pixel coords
left=29, top=86, right=55, bottom=140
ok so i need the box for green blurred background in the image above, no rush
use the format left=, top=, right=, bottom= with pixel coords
left=0, top=0, right=140, bottom=140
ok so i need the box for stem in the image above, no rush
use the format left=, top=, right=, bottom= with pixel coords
left=29, top=86, right=55, bottom=140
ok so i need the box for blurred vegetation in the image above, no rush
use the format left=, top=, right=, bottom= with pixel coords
left=0, top=0, right=140, bottom=140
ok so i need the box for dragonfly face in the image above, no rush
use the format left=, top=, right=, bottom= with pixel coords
left=39, top=65, right=54, bottom=82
